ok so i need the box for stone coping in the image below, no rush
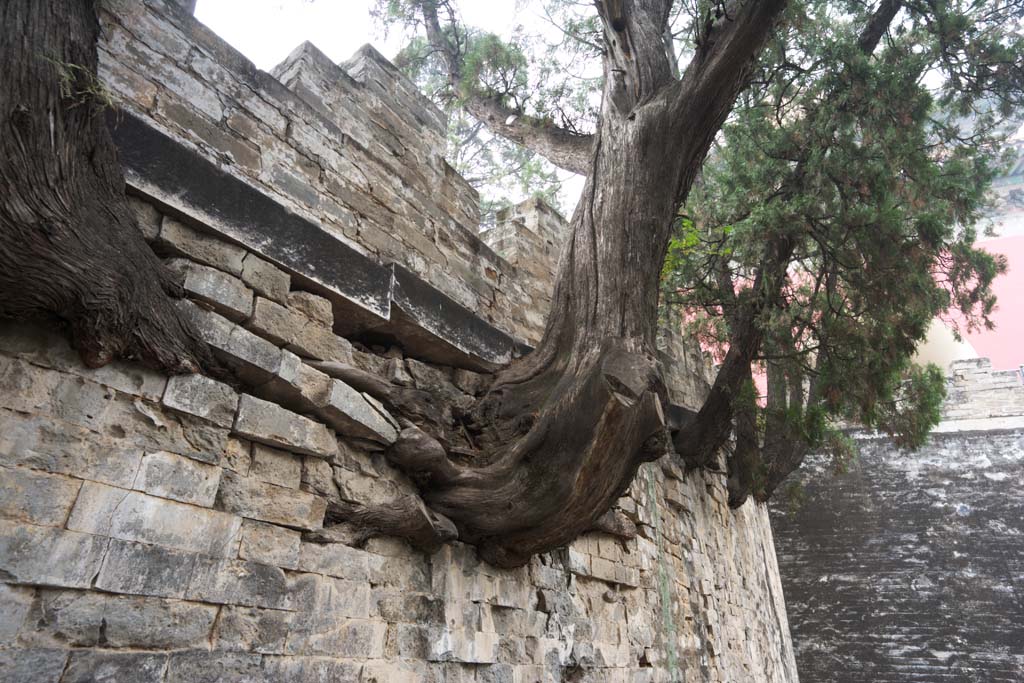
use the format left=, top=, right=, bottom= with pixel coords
left=110, top=111, right=521, bottom=371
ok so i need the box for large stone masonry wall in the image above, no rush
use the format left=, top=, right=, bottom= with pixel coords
left=772, top=359, right=1024, bottom=682
left=0, top=2, right=798, bottom=681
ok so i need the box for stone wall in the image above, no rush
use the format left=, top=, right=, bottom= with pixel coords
left=772, top=359, right=1024, bottom=682
left=0, top=1, right=798, bottom=681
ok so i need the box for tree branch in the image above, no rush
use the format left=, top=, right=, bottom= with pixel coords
left=416, top=0, right=593, bottom=175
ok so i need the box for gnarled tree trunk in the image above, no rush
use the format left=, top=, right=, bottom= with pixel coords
left=0, top=0, right=209, bottom=373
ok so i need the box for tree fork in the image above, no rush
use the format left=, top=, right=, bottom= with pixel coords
left=0, top=0, right=211, bottom=374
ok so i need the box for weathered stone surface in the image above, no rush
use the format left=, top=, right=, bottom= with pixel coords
left=222, top=436, right=253, bottom=475
left=287, top=573, right=371, bottom=621
left=166, top=257, right=254, bottom=321
left=314, top=379, right=398, bottom=445
left=217, top=470, right=327, bottom=530
left=0, top=649, right=68, bottom=683
left=133, top=450, right=222, bottom=506
left=179, top=301, right=282, bottom=384
left=68, top=486, right=242, bottom=558
left=288, top=291, right=334, bottom=327
left=262, top=656, right=361, bottom=682
left=247, top=296, right=298, bottom=346
left=250, top=443, right=303, bottom=489
left=165, top=651, right=266, bottom=683
left=128, top=194, right=163, bottom=240
left=95, top=539, right=198, bottom=599
left=0, top=466, right=81, bottom=526
left=296, top=541, right=371, bottom=582
left=286, top=616, right=387, bottom=658
left=187, top=557, right=291, bottom=609
left=0, top=322, right=167, bottom=400
left=241, top=252, right=290, bottom=304
left=239, top=519, right=301, bottom=569
left=234, top=394, right=338, bottom=458
left=0, top=584, right=34, bottom=642
left=0, top=522, right=107, bottom=588
left=157, top=215, right=246, bottom=274
left=0, top=409, right=143, bottom=489
left=214, top=605, right=293, bottom=654
left=27, top=590, right=218, bottom=649
left=428, top=627, right=500, bottom=664
left=61, top=651, right=170, bottom=683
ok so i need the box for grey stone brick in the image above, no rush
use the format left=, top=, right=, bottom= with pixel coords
left=214, top=605, right=292, bottom=654
left=240, top=252, right=290, bottom=304
left=0, top=584, right=34, bottom=643
left=261, top=656, right=361, bottom=682
left=133, top=450, right=222, bottom=506
left=95, top=539, right=198, bottom=599
left=0, top=466, right=82, bottom=526
left=166, top=257, right=254, bottom=321
left=69, top=487, right=242, bottom=558
left=127, top=194, right=162, bottom=240
left=187, top=557, right=290, bottom=609
left=0, top=409, right=144, bottom=488
left=286, top=615, right=386, bottom=658
left=286, top=573, right=371, bottom=621
left=238, top=519, right=301, bottom=569
left=157, top=216, right=246, bottom=274
left=162, top=373, right=239, bottom=429
left=179, top=301, right=282, bottom=385
left=288, top=290, right=334, bottom=327
left=25, top=590, right=216, bottom=649
left=0, top=521, right=107, bottom=588
left=288, top=322, right=353, bottom=363
left=250, top=443, right=302, bottom=489
left=0, top=649, right=67, bottom=683
left=296, top=541, right=371, bottom=582
left=61, top=651, right=170, bottom=683
left=314, top=379, right=397, bottom=445
left=217, top=470, right=326, bottom=531
left=301, top=456, right=339, bottom=499
left=221, top=437, right=253, bottom=475
left=246, top=296, right=299, bottom=346
left=256, top=350, right=332, bottom=415
left=233, top=394, right=338, bottom=459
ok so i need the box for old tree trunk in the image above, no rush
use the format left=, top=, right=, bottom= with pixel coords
left=2, top=0, right=787, bottom=567
left=0, top=0, right=209, bottom=373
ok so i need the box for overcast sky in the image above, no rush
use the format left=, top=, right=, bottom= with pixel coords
left=194, top=0, right=523, bottom=71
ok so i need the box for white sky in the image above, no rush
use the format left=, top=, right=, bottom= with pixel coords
left=195, top=0, right=523, bottom=71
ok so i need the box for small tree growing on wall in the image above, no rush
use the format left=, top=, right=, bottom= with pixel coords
left=1, top=0, right=1020, bottom=566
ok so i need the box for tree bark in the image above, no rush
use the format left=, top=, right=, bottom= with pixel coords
left=375, top=0, right=788, bottom=567
left=0, top=0, right=209, bottom=374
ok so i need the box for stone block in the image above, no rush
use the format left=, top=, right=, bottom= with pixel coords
left=296, top=541, right=371, bottom=582
left=288, top=291, right=334, bottom=327
left=187, top=557, right=291, bottom=609
left=0, top=322, right=167, bottom=400
left=301, top=456, right=339, bottom=499
left=241, top=252, right=290, bottom=304
left=0, top=466, right=82, bottom=526
left=0, top=521, right=107, bottom=588
left=217, top=470, right=327, bottom=530
left=247, top=296, right=299, bottom=346
left=239, top=519, right=301, bottom=569
left=428, top=627, right=500, bottom=664
left=256, top=349, right=333, bottom=415
left=179, top=301, right=282, bottom=384
left=28, top=590, right=218, bottom=649
left=69, top=487, right=242, bottom=558
left=61, top=651, right=169, bottom=683
left=160, top=374, right=238, bottom=428
left=127, top=194, right=162, bottom=240
left=287, top=616, right=387, bottom=657
left=234, top=394, right=339, bottom=459
left=0, top=409, right=143, bottom=488
left=157, top=215, right=246, bottom=274
left=166, top=257, right=254, bottom=321
left=287, top=573, right=371, bottom=621
left=0, top=649, right=67, bottom=683
left=166, top=651, right=266, bottom=683
left=262, top=656, right=361, bottom=681
left=288, top=321, right=353, bottom=363
left=250, top=443, right=303, bottom=488
left=0, top=584, right=34, bottom=642
left=214, top=605, right=293, bottom=654
left=133, top=450, right=222, bottom=506
left=95, top=539, right=198, bottom=599
left=314, top=379, right=398, bottom=445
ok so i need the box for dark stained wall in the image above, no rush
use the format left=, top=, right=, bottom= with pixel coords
left=771, top=359, right=1024, bottom=683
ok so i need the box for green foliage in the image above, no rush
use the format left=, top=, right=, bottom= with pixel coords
left=662, top=0, right=1021, bottom=485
